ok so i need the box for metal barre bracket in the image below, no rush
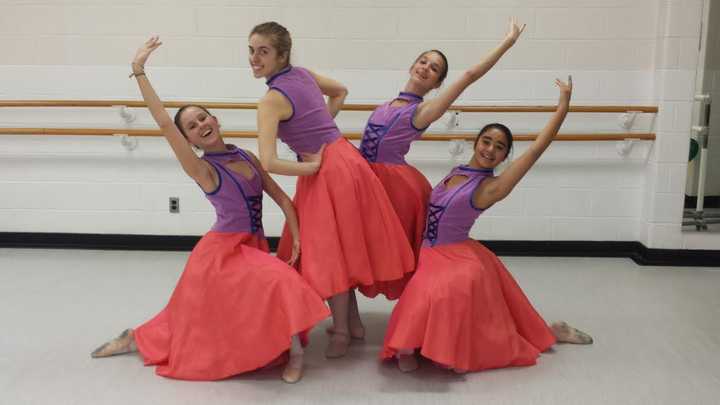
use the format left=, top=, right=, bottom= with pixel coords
left=618, top=111, right=642, bottom=130
left=448, top=139, right=467, bottom=159
left=113, top=133, right=138, bottom=151
left=113, top=105, right=136, bottom=124
left=444, top=111, right=461, bottom=129
left=615, top=138, right=640, bottom=156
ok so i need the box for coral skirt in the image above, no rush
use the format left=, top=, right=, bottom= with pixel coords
left=134, top=231, right=330, bottom=380
left=277, top=137, right=415, bottom=300
left=382, top=240, right=556, bottom=372
left=369, top=162, right=431, bottom=259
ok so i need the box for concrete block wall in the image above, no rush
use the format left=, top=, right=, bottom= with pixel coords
left=1, top=0, right=717, bottom=249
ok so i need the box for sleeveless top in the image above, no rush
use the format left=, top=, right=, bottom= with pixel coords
left=202, top=145, right=263, bottom=235
left=422, top=165, right=494, bottom=247
left=266, top=66, right=341, bottom=154
left=360, top=92, right=428, bottom=165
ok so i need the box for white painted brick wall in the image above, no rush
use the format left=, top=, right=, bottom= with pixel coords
left=642, top=0, right=714, bottom=249
left=0, top=0, right=714, bottom=250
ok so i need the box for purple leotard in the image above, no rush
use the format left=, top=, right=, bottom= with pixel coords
left=203, top=145, right=263, bottom=234
left=266, top=66, right=341, bottom=154
left=423, top=165, right=494, bottom=247
left=360, top=92, right=428, bottom=165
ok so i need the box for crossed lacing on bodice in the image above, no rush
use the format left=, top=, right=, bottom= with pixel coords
left=246, top=194, right=263, bottom=234
left=360, top=122, right=386, bottom=162
left=207, top=156, right=264, bottom=234
left=423, top=203, right=446, bottom=246
left=423, top=167, right=493, bottom=246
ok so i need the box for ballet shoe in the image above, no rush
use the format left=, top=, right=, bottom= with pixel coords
left=281, top=355, right=304, bottom=384
left=91, top=328, right=136, bottom=358
left=325, top=330, right=351, bottom=359
left=551, top=321, right=594, bottom=344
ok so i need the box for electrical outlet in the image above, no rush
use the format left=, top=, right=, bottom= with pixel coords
left=169, top=197, right=180, bottom=213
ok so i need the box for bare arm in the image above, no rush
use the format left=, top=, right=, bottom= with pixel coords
left=132, top=37, right=214, bottom=190
left=413, top=18, right=526, bottom=129
left=474, top=77, right=573, bottom=208
left=256, top=90, right=323, bottom=176
left=245, top=151, right=302, bottom=265
left=308, top=69, right=348, bottom=118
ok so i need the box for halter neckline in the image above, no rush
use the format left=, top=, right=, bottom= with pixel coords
left=397, top=91, right=423, bottom=102
left=204, top=144, right=238, bottom=157
left=265, top=65, right=293, bottom=85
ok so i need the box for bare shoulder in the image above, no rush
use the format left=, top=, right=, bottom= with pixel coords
left=260, top=89, right=287, bottom=106
left=259, top=89, right=293, bottom=120
left=304, top=67, right=321, bottom=79
left=473, top=175, right=503, bottom=208
left=195, top=158, right=219, bottom=193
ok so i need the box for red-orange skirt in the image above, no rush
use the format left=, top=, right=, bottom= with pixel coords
left=277, top=138, right=415, bottom=300
left=382, top=240, right=556, bottom=371
left=134, top=231, right=330, bottom=380
left=369, top=162, right=431, bottom=259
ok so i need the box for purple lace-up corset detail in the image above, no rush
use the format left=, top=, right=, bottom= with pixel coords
left=423, top=165, right=494, bottom=247
left=360, top=92, right=427, bottom=165
left=202, top=145, right=264, bottom=234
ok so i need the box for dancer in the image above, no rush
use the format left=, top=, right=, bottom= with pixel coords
left=248, top=22, right=415, bottom=358
left=360, top=18, right=525, bottom=256
left=382, top=77, right=593, bottom=373
left=91, top=37, right=330, bottom=384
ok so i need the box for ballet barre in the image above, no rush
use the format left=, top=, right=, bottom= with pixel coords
left=0, top=127, right=656, bottom=142
left=0, top=127, right=656, bottom=156
left=0, top=100, right=658, bottom=114
left=0, top=100, right=657, bottom=155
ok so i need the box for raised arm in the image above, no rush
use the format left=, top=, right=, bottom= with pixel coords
left=475, top=77, right=572, bottom=208
left=131, top=37, right=214, bottom=189
left=308, top=70, right=348, bottom=118
left=256, top=90, right=323, bottom=176
left=413, top=18, right=526, bottom=129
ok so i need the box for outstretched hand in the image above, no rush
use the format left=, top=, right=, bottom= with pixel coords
left=133, top=36, right=162, bottom=69
left=505, top=17, right=526, bottom=44
left=556, top=75, right=573, bottom=102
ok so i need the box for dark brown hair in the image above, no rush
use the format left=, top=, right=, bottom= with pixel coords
left=474, top=123, right=513, bottom=160
left=173, top=104, right=213, bottom=137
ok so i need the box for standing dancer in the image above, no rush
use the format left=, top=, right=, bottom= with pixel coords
left=382, top=77, right=593, bottom=373
left=360, top=18, right=525, bottom=258
left=248, top=22, right=415, bottom=358
left=91, top=37, right=329, bottom=384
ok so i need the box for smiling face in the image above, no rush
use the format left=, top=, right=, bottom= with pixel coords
left=176, top=106, right=222, bottom=150
left=248, top=33, right=288, bottom=79
left=472, top=127, right=511, bottom=169
left=408, top=51, right=447, bottom=92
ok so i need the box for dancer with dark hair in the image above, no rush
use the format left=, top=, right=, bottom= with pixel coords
left=382, top=76, right=593, bottom=374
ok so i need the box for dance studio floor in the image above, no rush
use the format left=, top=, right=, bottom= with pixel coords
left=1, top=248, right=719, bottom=405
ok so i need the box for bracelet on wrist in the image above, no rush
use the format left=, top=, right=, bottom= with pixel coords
left=129, top=62, right=146, bottom=78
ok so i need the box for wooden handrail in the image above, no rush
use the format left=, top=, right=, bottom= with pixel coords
left=0, top=128, right=656, bottom=141
left=0, top=100, right=658, bottom=113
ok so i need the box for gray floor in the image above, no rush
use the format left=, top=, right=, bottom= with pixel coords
left=1, top=249, right=719, bottom=405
